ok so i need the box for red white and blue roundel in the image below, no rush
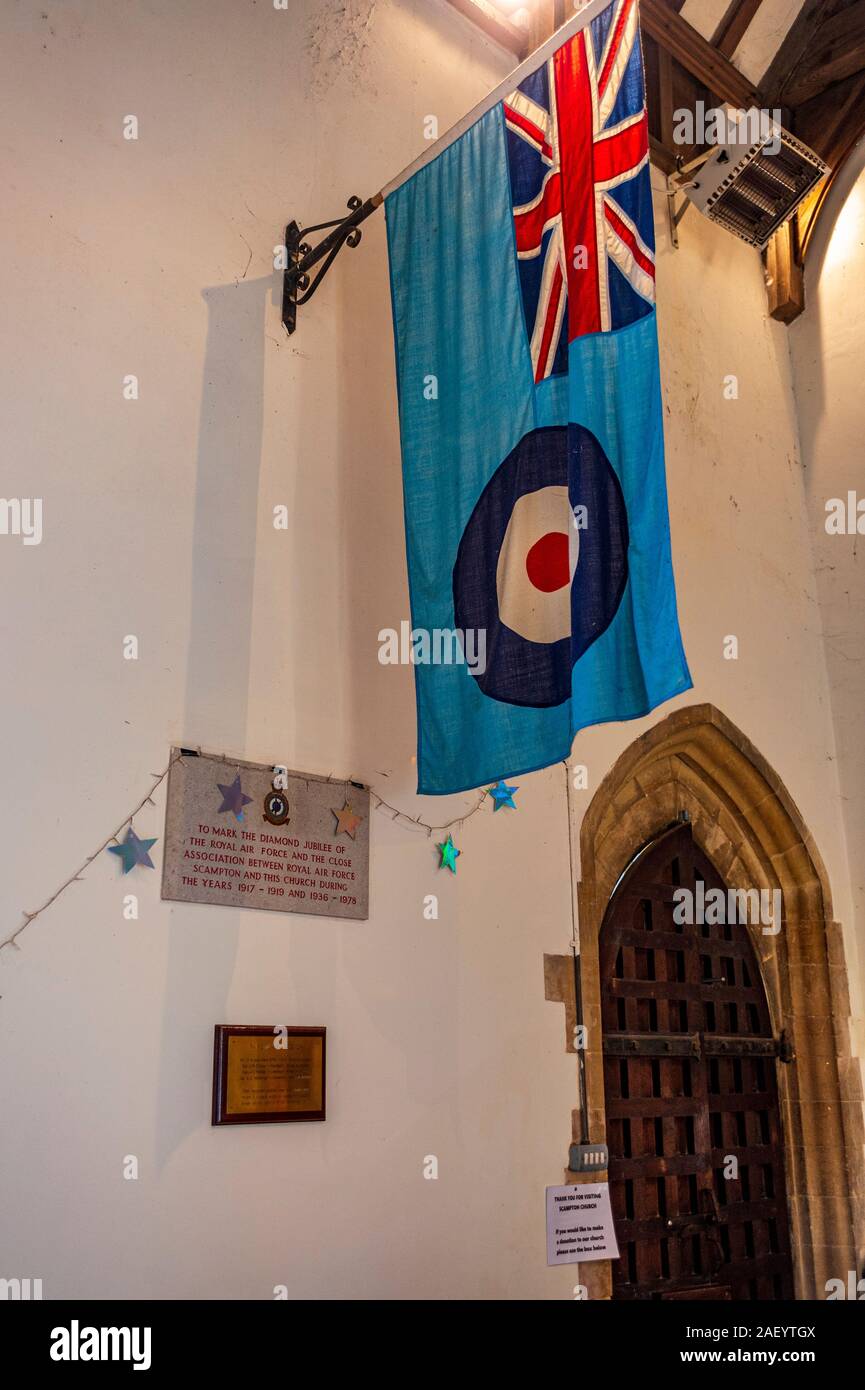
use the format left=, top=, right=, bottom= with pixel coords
left=453, top=426, right=628, bottom=707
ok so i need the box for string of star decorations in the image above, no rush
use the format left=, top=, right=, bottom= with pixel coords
left=369, top=777, right=519, bottom=874
left=2, top=759, right=522, bottom=956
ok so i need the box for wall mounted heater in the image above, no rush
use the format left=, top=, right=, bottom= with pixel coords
left=667, top=111, right=829, bottom=252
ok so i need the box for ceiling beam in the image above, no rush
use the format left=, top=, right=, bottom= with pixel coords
left=443, top=0, right=527, bottom=57
left=781, top=1, right=865, bottom=107
left=711, top=0, right=765, bottom=60
left=765, top=221, right=805, bottom=323
left=761, top=0, right=834, bottom=103
left=657, top=42, right=676, bottom=149
left=640, top=0, right=763, bottom=107
left=528, top=0, right=558, bottom=49
left=649, top=132, right=677, bottom=174
left=793, top=66, right=865, bottom=260
left=796, top=66, right=865, bottom=169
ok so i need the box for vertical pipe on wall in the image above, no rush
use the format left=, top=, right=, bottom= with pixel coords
left=565, top=763, right=590, bottom=1146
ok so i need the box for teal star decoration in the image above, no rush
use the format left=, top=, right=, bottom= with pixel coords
left=489, top=779, right=519, bottom=811
left=437, top=834, right=460, bottom=874
left=217, top=774, right=253, bottom=822
left=108, top=827, right=157, bottom=874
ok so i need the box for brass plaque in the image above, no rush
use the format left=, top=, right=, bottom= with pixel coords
left=212, top=1026, right=326, bottom=1125
left=226, top=1034, right=323, bottom=1114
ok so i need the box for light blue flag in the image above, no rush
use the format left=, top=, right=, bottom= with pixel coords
left=385, top=0, right=691, bottom=795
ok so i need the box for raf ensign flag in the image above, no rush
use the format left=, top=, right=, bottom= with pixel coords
left=386, top=0, right=691, bottom=795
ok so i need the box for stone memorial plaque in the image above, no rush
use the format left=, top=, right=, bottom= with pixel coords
left=161, top=749, right=369, bottom=919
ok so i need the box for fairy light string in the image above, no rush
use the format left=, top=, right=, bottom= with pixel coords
left=368, top=785, right=490, bottom=836
left=1, top=753, right=182, bottom=955
left=4, top=752, right=544, bottom=954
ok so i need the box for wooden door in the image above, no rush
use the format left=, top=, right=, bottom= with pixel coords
left=600, top=822, right=795, bottom=1300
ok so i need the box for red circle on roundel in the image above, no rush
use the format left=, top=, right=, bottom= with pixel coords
left=525, top=531, right=570, bottom=593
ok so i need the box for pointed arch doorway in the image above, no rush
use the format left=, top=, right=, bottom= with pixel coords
left=568, top=704, right=863, bottom=1300
left=601, top=819, right=794, bottom=1299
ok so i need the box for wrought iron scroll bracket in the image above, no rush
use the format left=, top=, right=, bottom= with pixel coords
left=282, top=194, right=380, bottom=335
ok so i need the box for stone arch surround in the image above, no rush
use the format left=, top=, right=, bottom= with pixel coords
left=573, top=703, right=863, bottom=1300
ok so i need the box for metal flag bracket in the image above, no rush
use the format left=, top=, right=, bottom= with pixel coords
left=281, top=195, right=382, bottom=335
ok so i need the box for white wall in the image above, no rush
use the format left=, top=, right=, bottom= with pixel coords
left=574, top=165, right=863, bottom=1046
left=0, top=0, right=859, bottom=1299
left=789, top=145, right=865, bottom=1058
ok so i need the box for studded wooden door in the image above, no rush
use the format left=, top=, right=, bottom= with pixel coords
left=600, top=822, right=795, bottom=1300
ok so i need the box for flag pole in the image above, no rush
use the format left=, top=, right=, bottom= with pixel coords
left=380, top=0, right=613, bottom=198
left=283, top=0, right=615, bottom=333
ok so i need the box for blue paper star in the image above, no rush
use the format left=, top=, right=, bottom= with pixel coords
left=108, top=827, right=157, bottom=874
left=217, top=774, right=253, bottom=822
left=489, top=779, right=519, bottom=811
left=437, top=834, right=460, bottom=873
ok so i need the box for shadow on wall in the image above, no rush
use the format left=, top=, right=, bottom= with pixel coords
left=335, top=217, right=416, bottom=780
left=183, top=277, right=269, bottom=739
left=332, top=219, right=465, bottom=1107
left=155, top=275, right=270, bottom=1170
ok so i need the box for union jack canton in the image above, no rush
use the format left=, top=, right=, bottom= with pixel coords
left=504, top=0, right=655, bottom=381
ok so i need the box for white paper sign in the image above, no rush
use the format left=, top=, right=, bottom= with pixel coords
left=545, top=1183, right=620, bottom=1265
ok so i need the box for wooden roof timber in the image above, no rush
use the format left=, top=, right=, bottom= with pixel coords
left=640, top=0, right=763, bottom=107
left=781, top=1, right=865, bottom=106
left=761, top=0, right=836, bottom=103
left=765, top=1, right=865, bottom=316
